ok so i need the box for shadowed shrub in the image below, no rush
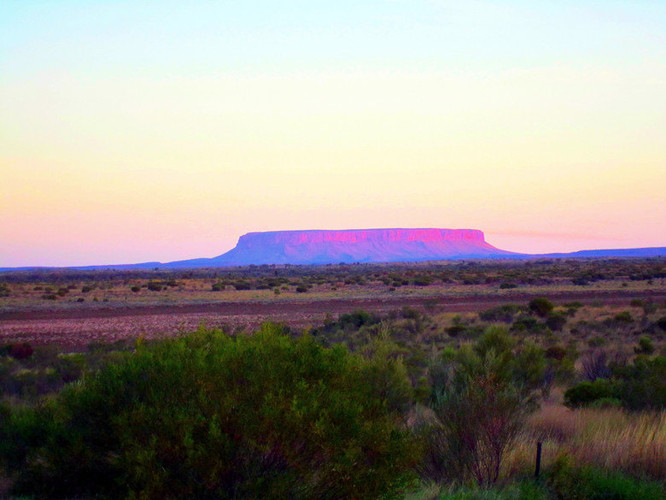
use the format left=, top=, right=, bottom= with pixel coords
left=528, top=298, right=554, bottom=318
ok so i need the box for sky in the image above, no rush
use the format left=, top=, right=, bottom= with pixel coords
left=1, top=0, right=665, bottom=267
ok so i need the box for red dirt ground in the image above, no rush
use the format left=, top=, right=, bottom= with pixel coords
left=2, top=290, right=665, bottom=346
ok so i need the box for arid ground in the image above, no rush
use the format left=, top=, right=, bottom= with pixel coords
left=1, top=258, right=664, bottom=345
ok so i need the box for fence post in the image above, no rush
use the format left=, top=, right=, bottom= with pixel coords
left=535, top=441, right=542, bottom=478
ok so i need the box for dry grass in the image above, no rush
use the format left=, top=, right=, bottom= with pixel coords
left=502, top=403, right=666, bottom=481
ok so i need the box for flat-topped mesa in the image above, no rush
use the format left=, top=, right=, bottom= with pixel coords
left=210, top=228, right=516, bottom=266
left=236, top=228, right=485, bottom=248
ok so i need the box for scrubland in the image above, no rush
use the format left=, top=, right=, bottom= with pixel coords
left=0, top=257, right=665, bottom=498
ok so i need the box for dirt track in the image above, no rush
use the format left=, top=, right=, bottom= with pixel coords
left=2, top=289, right=665, bottom=346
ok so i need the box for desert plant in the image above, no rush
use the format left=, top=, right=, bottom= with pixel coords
left=546, top=313, right=567, bottom=332
left=548, top=454, right=665, bottom=500
left=528, top=298, right=554, bottom=318
left=479, top=304, right=522, bottom=323
left=146, top=281, right=163, bottom=291
left=3, top=326, right=419, bottom=499
left=428, top=326, right=542, bottom=485
left=564, top=379, right=617, bottom=408
left=634, top=335, right=655, bottom=355
left=8, top=343, right=33, bottom=360
left=581, top=350, right=611, bottom=381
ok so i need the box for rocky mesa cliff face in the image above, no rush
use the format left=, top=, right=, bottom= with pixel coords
left=209, top=228, right=517, bottom=265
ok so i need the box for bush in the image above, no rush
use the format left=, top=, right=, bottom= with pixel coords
left=545, top=345, right=567, bottom=361
left=614, top=311, right=633, bottom=323
left=446, top=325, right=467, bottom=338
left=412, top=276, right=433, bottom=286
left=564, top=379, right=616, bottom=408
left=528, top=298, right=554, bottom=318
left=338, top=310, right=380, bottom=329
left=8, top=343, right=33, bottom=360
left=612, top=355, right=666, bottom=410
left=565, top=355, right=666, bottom=410
left=634, top=335, right=655, bottom=355
left=233, top=281, right=252, bottom=290
left=548, top=454, right=666, bottom=500
left=479, top=304, right=522, bottom=323
left=147, top=281, right=163, bottom=292
left=581, top=349, right=611, bottom=381
left=428, top=326, right=542, bottom=485
left=3, top=327, right=419, bottom=499
left=546, top=313, right=567, bottom=332
left=656, top=316, right=666, bottom=331
left=510, top=316, right=542, bottom=334
left=435, top=481, right=549, bottom=500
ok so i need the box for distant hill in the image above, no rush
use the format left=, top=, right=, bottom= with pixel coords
left=162, top=228, right=520, bottom=267
left=1, top=229, right=664, bottom=270
left=539, top=247, right=666, bottom=258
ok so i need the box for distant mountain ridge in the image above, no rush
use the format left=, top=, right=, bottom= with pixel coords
left=1, top=228, right=665, bottom=270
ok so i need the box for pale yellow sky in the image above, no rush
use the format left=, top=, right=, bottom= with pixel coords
left=2, top=1, right=665, bottom=266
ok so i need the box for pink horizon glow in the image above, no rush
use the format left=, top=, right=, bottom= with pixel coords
left=2, top=2, right=665, bottom=267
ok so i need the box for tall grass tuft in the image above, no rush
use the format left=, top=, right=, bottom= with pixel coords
left=503, top=403, right=666, bottom=480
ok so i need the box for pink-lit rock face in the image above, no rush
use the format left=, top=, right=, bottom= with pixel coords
left=211, top=228, right=517, bottom=265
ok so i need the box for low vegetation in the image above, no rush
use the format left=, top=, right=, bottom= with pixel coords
left=0, top=259, right=665, bottom=498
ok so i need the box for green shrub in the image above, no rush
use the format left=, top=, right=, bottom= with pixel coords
left=613, top=311, right=633, bottom=323
left=428, top=326, right=542, bottom=486
left=548, top=454, right=666, bottom=500
left=146, top=281, right=163, bottom=291
left=54, top=353, right=87, bottom=383
left=233, top=281, right=252, bottom=290
left=446, top=325, right=467, bottom=337
left=3, top=326, right=419, bottom=499
left=528, top=298, right=554, bottom=318
left=567, top=355, right=666, bottom=410
left=412, top=276, right=433, bottom=286
left=589, top=397, right=622, bottom=409
left=564, top=379, right=616, bottom=408
left=510, top=316, right=542, bottom=333
left=634, top=335, right=655, bottom=355
left=612, top=355, right=666, bottom=410
left=435, top=480, right=549, bottom=500
left=479, top=304, right=522, bottom=323
left=546, top=313, right=567, bottom=332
